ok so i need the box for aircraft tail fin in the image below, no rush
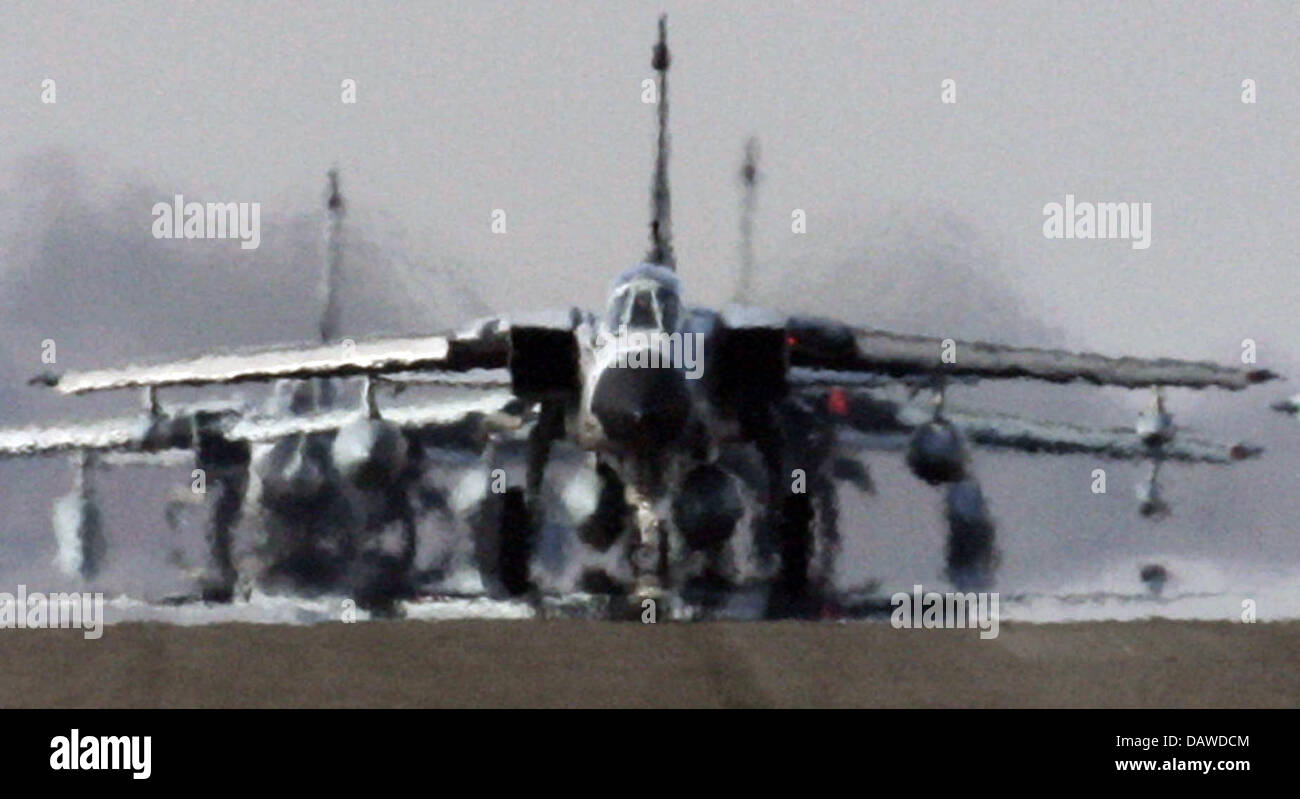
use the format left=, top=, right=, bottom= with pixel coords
left=645, top=15, right=675, bottom=271
left=320, top=167, right=345, bottom=344
left=735, top=138, right=760, bottom=303
left=316, top=167, right=347, bottom=409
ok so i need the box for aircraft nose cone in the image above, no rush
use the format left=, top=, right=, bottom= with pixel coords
left=591, top=360, right=691, bottom=450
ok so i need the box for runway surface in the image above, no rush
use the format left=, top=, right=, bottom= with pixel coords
left=2, top=618, right=1296, bottom=708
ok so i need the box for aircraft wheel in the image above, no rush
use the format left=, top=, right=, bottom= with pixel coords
left=943, top=480, right=997, bottom=591
left=349, top=516, right=418, bottom=617
left=496, top=486, right=534, bottom=596
left=577, top=461, right=629, bottom=552
left=350, top=552, right=407, bottom=617
left=766, top=491, right=815, bottom=618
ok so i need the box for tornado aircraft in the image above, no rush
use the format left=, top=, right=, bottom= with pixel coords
left=0, top=17, right=1274, bottom=619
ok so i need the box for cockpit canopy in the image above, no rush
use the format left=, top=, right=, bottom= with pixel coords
left=605, top=263, right=683, bottom=331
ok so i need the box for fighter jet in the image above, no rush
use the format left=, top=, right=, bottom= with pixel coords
left=7, top=16, right=1273, bottom=617
left=2, top=170, right=534, bottom=614
left=719, top=138, right=1261, bottom=599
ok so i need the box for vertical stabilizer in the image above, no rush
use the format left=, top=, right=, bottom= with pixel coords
left=735, top=138, right=760, bottom=302
left=320, top=168, right=346, bottom=344
left=645, top=15, right=675, bottom=270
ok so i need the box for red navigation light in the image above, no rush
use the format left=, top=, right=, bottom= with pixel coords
left=827, top=386, right=850, bottom=417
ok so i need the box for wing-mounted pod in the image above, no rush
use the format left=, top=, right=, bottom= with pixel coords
left=898, top=382, right=996, bottom=589
left=904, top=381, right=970, bottom=485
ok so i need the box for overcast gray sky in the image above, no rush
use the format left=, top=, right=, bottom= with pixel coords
left=0, top=1, right=1297, bottom=599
